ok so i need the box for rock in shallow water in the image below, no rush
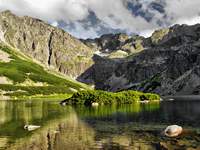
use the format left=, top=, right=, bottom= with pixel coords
left=24, top=125, right=41, bottom=131
left=92, top=102, right=99, bottom=107
left=164, top=125, right=183, bottom=137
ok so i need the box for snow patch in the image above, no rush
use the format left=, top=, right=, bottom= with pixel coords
left=94, top=51, right=109, bottom=57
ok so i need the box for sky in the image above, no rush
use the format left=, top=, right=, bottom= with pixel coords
left=0, top=0, right=200, bottom=39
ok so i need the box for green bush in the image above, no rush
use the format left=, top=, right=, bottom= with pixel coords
left=64, top=90, right=160, bottom=105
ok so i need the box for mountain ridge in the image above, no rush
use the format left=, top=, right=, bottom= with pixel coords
left=1, top=10, right=200, bottom=96
left=79, top=24, right=200, bottom=96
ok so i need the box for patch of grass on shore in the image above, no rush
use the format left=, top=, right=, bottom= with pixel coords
left=63, top=90, right=160, bottom=105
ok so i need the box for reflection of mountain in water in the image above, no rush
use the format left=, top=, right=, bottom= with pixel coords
left=7, top=105, right=159, bottom=150
left=8, top=111, right=96, bottom=150
left=0, top=101, right=200, bottom=150
left=0, top=101, right=73, bottom=149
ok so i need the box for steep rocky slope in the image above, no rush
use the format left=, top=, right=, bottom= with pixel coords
left=0, top=10, right=93, bottom=78
left=79, top=24, right=200, bottom=96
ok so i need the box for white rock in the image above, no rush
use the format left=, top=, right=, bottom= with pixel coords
left=164, top=125, right=183, bottom=137
left=24, top=125, right=41, bottom=131
left=140, top=100, right=149, bottom=104
left=169, top=98, right=175, bottom=101
left=92, top=102, right=99, bottom=107
left=61, top=102, right=66, bottom=106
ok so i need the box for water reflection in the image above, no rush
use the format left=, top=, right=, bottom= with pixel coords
left=0, top=100, right=199, bottom=150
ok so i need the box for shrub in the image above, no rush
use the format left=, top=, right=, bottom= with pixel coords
left=63, top=90, right=160, bottom=105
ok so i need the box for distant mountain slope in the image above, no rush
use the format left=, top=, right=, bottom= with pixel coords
left=0, top=43, right=88, bottom=100
left=0, top=10, right=94, bottom=78
left=79, top=24, right=200, bottom=96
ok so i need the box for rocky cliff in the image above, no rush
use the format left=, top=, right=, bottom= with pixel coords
left=0, top=10, right=94, bottom=78
left=79, top=24, right=200, bottom=96
left=82, top=33, right=147, bottom=57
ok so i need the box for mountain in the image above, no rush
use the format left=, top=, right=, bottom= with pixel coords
left=79, top=24, right=200, bottom=96
left=0, top=10, right=94, bottom=78
left=1, top=10, right=200, bottom=96
left=0, top=11, right=94, bottom=99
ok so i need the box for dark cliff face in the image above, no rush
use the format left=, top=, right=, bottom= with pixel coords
left=79, top=24, right=200, bottom=96
left=0, top=11, right=94, bottom=78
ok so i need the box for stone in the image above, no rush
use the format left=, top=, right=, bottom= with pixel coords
left=159, top=142, right=169, bottom=150
left=164, top=125, right=183, bottom=137
left=24, top=125, right=41, bottom=131
left=91, top=102, right=99, bottom=107
left=140, top=100, right=149, bottom=104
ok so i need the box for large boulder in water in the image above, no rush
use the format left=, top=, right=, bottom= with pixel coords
left=164, top=125, right=183, bottom=137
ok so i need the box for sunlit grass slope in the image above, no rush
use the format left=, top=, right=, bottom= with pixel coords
left=0, top=44, right=88, bottom=100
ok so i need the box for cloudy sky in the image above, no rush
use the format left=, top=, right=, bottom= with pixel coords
left=0, top=0, right=200, bottom=39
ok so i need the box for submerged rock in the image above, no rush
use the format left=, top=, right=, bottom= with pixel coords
left=168, top=98, right=175, bottom=101
left=164, top=125, right=183, bottom=137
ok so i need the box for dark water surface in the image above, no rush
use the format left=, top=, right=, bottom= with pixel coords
left=0, top=100, right=200, bottom=150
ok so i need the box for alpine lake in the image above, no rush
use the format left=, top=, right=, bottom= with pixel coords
left=0, top=98, right=200, bottom=150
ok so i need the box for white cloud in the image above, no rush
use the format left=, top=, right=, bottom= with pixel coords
left=163, top=0, right=200, bottom=27
left=51, top=21, right=59, bottom=27
left=64, top=22, right=99, bottom=39
left=0, top=0, right=200, bottom=38
left=140, top=29, right=154, bottom=38
left=175, top=16, right=200, bottom=26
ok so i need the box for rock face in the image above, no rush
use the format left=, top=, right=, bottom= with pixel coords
left=79, top=24, right=200, bottom=95
left=82, top=33, right=147, bottom=55
left=0, top=10, right=93, bottom=78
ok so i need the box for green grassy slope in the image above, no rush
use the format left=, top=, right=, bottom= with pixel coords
left=0, top=44, right=88, bottom=100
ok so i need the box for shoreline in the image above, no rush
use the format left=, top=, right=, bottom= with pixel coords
left=164, top=95, right=200, bottom=101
